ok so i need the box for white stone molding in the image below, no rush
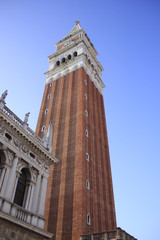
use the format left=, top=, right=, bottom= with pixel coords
left=45, top=46, right=104, bottom=95
left=6, top=150, right=14, bottom=166
left=0, top=167, right=6, bottom=191
left=46, top=29, right=105, bottom=95
left=0, top=159, right=10, bottom=197
left=24, top=181, right=35, bottom=211
left=11, top=171, right=20, bottom=202
left=37, top=175, right=48, bottom=217
left=31, top=172, right=41, bottom=213
left=0, top=92, right=58, bottom=231
left=3, top=156, right=19, bottom=201
left=0, top=166, right=9, bottom=196
left=0, top=107, right=58, bottom=165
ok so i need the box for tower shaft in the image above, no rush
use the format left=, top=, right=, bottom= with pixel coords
left=36, top=22, right=116, bottom=240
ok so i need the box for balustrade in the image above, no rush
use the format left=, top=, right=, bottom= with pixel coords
left=2, top=105, right=44, bottom=145
left=0, top=196, right=44, bottom=229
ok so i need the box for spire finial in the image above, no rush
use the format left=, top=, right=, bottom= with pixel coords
left=76, top=20, right=80, bottom=26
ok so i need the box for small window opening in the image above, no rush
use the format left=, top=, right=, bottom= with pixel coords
left=45, top=109, right=48, bottom=115
left=49, top=82, right=53, bottom=87
left=85, top=94, right=87, bottom=100
left=61, top=57, right=66, bottom=63
left=41, top=126, right=45, bottom=132
left=56, top=60, right=60, bottom=66
left=5, top=133, right=12, bottom=141
left=86, top=180, right=90, bottom=190
left=47, top=94, right=51, bottom=99
left=30, top=152, right=35, bottom=159
left=85, top=130, right=88, bottom=137
left=87, top=213, right=91, bottom=225
left=86, top=153, right=89, bottom=161
left=85, top=110, right=88, bottom=117
left=68, top=54, right=72, bottom=60
left=73, top=51, right=78, bottom=57
left=84, top=79, right=87, bottom=85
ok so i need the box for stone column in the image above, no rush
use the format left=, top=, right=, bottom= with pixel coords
left=0, top=166, right=10, bottom=197
left=31, top=172, right=41, bottom=213
left=37, top=175, right=48, bottom=216
left=24, top=181, right=34, bottom=210
left=0, top=167, right=6, bottom=192
left=11, top=172, right=20, bottom=202
left=4, top=156, right=18, bottom=200
left=28, top=182, right=35, bottom=211
left=2, top=156, right=18, bottom=213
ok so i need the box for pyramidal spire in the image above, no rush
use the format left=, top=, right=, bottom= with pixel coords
left=64, top=20, right=81, bottom=38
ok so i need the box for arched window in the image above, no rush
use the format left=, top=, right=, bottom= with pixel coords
left=0, top=150, right=6, bottom=192
left=14, top=168, right=30, bottom=207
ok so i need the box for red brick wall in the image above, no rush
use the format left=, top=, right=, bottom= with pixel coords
left=36, top=67, right=117, bottom=240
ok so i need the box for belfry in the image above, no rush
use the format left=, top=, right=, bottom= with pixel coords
left=36, top=21, right=117, bottom=240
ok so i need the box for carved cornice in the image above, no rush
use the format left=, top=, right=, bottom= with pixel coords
left=0, top=110, right=58, bottom=173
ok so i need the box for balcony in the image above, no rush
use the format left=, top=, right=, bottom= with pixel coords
left=0, top=196, right=44, bottom=229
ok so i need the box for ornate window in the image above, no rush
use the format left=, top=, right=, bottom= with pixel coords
left=14, top=168, right=31, bottom=207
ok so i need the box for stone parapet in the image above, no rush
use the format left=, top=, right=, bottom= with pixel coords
left=80, top=227, right=137, bottom=240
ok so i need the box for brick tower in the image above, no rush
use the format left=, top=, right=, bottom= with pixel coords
left=36, top=21, right=117, bottom=240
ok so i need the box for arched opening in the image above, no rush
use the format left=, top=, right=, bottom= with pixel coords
left=14, top=168, right=30, bottom=207
left=0, top=150, right=6, bottom=192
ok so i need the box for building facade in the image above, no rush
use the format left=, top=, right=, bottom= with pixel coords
left=0, top=92, right=58, bottom=240
left=36, top=21, right=117, bottom=240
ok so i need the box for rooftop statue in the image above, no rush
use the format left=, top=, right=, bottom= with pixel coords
left=24, top=112, right=30, bottom=124
left=0, top=90, right=8, bottom=101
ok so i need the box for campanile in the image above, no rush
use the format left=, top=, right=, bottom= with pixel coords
left=36, top=21, right=117, bottom=240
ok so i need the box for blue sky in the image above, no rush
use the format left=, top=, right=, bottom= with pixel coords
left=0, top=1, right=160, bottom=239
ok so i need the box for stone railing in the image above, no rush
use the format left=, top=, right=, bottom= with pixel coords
left=0, top=196, right=44, bottom=229
left=80, top=228, right=137, bottom=240
left=2, top=105, right=44, bottom=146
